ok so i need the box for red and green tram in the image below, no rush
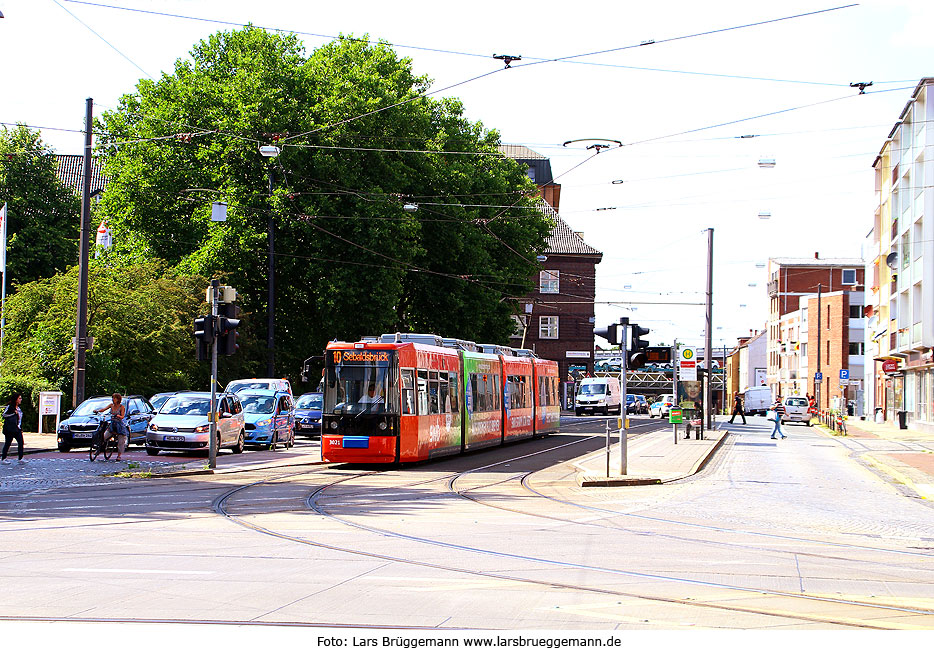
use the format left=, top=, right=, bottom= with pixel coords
left=320, top=334, right=561, bottom=464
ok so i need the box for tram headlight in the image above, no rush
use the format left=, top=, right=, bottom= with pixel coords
left=378, top=420, right=387, bottom=431
left=330, top=420, right=338, bottom=430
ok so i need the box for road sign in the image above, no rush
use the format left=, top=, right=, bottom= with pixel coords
left=839, top=369, right=850, bottom=380
left=679, top=347, right=695, bottom=362
left=814, top=372, right=823, bottom=381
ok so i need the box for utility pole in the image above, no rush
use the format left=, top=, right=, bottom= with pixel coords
left=209, top=279, right=219, bottom=469
left=72, top=98, right=93, bottom=408
left=672, top=338, right=679, bottom=444
left=704, top=227, right=714, bottom=429
left=816, top=282, right=822, bottom=412
left=267, top=167, right=275, bottom=377
left=619, top=322, right=629, bottom=476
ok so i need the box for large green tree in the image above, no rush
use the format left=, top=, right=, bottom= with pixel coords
left=98, top=28, right=549, bottom=377
left=2, top=257, right=210, bottom=398
left=0, top=125, right=80, bottom=288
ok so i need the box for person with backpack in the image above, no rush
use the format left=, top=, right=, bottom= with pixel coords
left=2, top=392, right=25, bottom=463
left=769, top=396, right=787, bottom=440
left=728, top=393, right=746, bottom=425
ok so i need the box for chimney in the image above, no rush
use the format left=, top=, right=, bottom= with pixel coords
left=814, top=251, right=819, bottom=259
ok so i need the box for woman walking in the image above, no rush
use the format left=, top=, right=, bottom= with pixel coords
left=769, top=396, right=787, bottom=440
left=2, top=392, right=25, bottom=463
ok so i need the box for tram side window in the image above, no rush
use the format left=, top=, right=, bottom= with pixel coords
left=448, top=372, right=459, bottom=413
left=429, top=371, right=440, bottom=414
left=439, top=375, right=450, bottom=413
left=417, top=370, right=429, bottom=415
left=522, top=375, right=530, bottom=408
left=493, top=375, right=501, bottom=411
left=401, top=370, right=416, bottom=415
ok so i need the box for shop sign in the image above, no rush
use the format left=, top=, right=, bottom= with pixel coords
left=882, top=360, right=898, bottom=373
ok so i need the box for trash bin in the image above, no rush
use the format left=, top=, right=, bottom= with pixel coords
left=897, top=410, right=908, bottom=429
left=874, top=407, right=884, bottom=424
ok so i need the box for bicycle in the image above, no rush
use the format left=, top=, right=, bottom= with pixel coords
left=89, top=423, right=116, bottom=461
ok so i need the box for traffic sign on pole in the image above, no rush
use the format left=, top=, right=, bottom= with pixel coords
left=839, top=369, right=850, bottom=380
left=814, top=372, right=823, bottom=381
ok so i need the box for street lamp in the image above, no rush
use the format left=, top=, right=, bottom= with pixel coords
left=260, top=144, right=280, bottom=376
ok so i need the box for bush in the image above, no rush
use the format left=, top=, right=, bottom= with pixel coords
left=0, top=374, right=59, bottom=432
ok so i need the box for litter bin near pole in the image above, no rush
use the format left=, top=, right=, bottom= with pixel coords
left=897, top=410, right=908, bottom=430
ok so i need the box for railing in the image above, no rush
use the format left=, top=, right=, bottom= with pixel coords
left=817, top=408, right=847, bottom=435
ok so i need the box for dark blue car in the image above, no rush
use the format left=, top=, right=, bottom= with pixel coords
left=56, top=395, right=154, bottom=452
left=293, top=392, right=322, bottom=438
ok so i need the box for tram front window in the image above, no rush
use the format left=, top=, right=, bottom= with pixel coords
left=325, top=361, right=398, bottom=415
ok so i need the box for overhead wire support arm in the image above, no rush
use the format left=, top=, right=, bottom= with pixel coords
left=849, top=81, right=873, bottom=94
left=493, top=54, right=522, bottom=68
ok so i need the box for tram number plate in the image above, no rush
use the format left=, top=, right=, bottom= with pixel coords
left=165, top=435, right=185, bottom=441
left=328, top=439, right=341, bottom=447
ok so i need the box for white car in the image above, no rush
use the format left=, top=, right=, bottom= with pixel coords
left=782, top=396, right=811, bottom=425
left=146, top=392, right=246, bottom=455
left=226, top=377, right=293, bottom=397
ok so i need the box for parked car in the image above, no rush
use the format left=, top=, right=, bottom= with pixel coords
left=149, top=391, right=178, bottom=412
left=625, top=394, right=639, bottom=414
left=782, top=396, right=811, bottom=425
left=56, top=395, right=154, bottom=453
left=740, top=386, right=772, bottom=415
left=226, top=378, right=293, bottom=397
left=594, top=357, right=623, bottom=372
left=636, top=395, right=649, bottom=414
left=240, top=390, right=295, bottom=449
left=649, top=394, right=676, bottom=418
left=575, top=377, right=622, bottom=415
left=145, top=392, right=245, bottom=456
left=293, top=392, right=323, bottom=438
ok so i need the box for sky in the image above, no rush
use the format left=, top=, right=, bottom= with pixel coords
left=2, top=0, right=933, bottom=353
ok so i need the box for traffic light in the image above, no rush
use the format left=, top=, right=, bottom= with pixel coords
left=194, top=315, right=214, bottom=362
left=594, top=323, right=619, bottom=345
left=629, top=324, right=650, bottom=369
left=217, top=303, right=241, bottom=356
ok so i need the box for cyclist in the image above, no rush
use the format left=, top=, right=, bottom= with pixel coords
left=93, top=393, right=129, bottom=461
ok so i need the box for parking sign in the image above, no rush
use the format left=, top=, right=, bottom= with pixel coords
left=839, top=369, right=850, bottom=380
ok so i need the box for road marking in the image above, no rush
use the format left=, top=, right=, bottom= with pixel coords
left=62, top=568, right=214, bottom=575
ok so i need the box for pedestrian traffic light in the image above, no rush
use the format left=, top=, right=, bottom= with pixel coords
left=629, top=324, right=650, bottom=369
left=194, top=315, right=214, bottom=362
left=217, top=303, right=241, bottom=356
left=594, top=323, right=619, bottom=345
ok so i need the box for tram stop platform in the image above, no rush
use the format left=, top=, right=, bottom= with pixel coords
left=575, top=423, right=728, bottom=487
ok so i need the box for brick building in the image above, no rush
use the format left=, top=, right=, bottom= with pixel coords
left=767, top=256, right=865, bottom=410
left=501, top=146, right=603, bottom=384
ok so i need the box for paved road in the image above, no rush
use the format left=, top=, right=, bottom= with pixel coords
left=1, top=417, right=932, bottom=630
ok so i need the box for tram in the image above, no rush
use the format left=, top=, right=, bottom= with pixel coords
left=319, top=333, right=561, bottom=464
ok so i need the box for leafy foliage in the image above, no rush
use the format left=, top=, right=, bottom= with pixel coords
left=97, top=28, right=549, bottom=378
left=0, top=125, right=80, bottom=288
left=2, top=257, right=210, bottom=400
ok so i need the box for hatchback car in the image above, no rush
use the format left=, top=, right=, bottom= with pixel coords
left=649, top=394, right=675, bottom=418
left=56, top=395, right=154, bottom=452
left=636, top=395, right=649, bottom=414
left=149, top=391, right=178, bottom=413
left=240, top=390, right=295, bottom=449
left=145, top=392, right=245, bottom=455
left=782, top=396, right=811, bottom=425
left=595, top=357, right=623, bottom=372
left=293, top=392, right=323, bottom=438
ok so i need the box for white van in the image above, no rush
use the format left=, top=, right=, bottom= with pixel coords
left=226, top=378, right=293, bottom=397
left=740, top=386, right=772, bottom=416
left=575, top=377, right=622, bottom=416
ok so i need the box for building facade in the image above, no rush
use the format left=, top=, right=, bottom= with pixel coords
left=867, top=78, right=934, bottom=430
left=767, top=256, right=865, bottom=409
left=501, top=146, right=603, bottom=384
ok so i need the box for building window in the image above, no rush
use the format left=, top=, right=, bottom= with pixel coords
left=827, top=305, right=831, bottom=330
left=539, top=270, right=559, bottom=293
left=849, top=342, right=865, bottom=355
left=849, top=305, right=863, bottom=319
left=801, top=343, right=807, bottom=357
left=842, top=269, right=857, bottom=285
left=539, top=316, right=558, bottom=339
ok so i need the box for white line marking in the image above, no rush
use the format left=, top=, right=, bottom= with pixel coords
left=62, top=568, right=214, bottom=575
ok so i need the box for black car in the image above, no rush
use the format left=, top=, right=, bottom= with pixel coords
left=56, top=395, right=155, bottom=452
left=293, top=392, right=323, bottom=438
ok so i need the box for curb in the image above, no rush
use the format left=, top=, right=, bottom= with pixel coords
left=149, top=457, right=331, bottom=478
left=860, top=453, right=932, bottom=500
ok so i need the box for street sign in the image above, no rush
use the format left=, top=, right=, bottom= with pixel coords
left=669, top=408, right=683, bottom=424
left=678, top=346, right=697, bottom=380
left=679, top=347, right=695, bottom=362
left=839, top=369, right=850, bottom=380
left=814, top=372, right=823, bottom=381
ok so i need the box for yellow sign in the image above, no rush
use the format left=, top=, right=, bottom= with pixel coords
left=334, top=350, right=391, bottom=364
left=680, top=347, right=695, bottom=361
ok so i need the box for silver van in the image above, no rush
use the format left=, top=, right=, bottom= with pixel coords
left=146, top=392, right=246, bottom=456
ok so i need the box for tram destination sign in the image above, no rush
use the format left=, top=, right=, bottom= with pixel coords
left=332, top=350, right=392, bottom=365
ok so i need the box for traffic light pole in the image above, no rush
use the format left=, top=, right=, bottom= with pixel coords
left=672, top=339, right=679, bottom=444
left=209, top=279, right=219, bottom=470
left=619, top=324, right=629, bottom=476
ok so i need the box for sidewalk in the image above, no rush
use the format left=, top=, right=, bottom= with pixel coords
left=575, top=422, right=728, bottom=487
left=836, top=418, right=934, bottom=500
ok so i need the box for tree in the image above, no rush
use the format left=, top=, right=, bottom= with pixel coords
left=97, top=28, right=550, bottom=377
left=0, top=125, right=80, bottom=288
left=2, top=256, right=210, bottom=399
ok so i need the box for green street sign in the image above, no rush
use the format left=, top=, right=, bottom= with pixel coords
left=669, top=408, right=683, bottom=424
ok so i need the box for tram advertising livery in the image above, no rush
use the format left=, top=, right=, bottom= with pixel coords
left=321, top=333, right=561, bottom=464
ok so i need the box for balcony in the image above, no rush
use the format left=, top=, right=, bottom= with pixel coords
left=767, top=280, right=778, bottom=298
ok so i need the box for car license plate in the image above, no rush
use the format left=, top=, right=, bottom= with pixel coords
left=165, top=435, right=185, bottom=441
left=72, top=433, right=93, bottom=439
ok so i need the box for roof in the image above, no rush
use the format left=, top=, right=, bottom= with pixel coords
left=538, top=200, right=602, bottom=257
left=498, top=144, right=547, bottom=160
left=873, top=78, right=934, bottom=168
left=769, top=257, right=864, bottom=267
left=55, top=154, right=107, bottom=196
left=498, top=144, right=554, bottom=185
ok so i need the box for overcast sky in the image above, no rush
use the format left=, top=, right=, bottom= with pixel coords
left=2, top=0, right=932, bottom=352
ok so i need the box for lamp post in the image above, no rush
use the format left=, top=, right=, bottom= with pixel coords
left=259, top=145, right=280, bottom=377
